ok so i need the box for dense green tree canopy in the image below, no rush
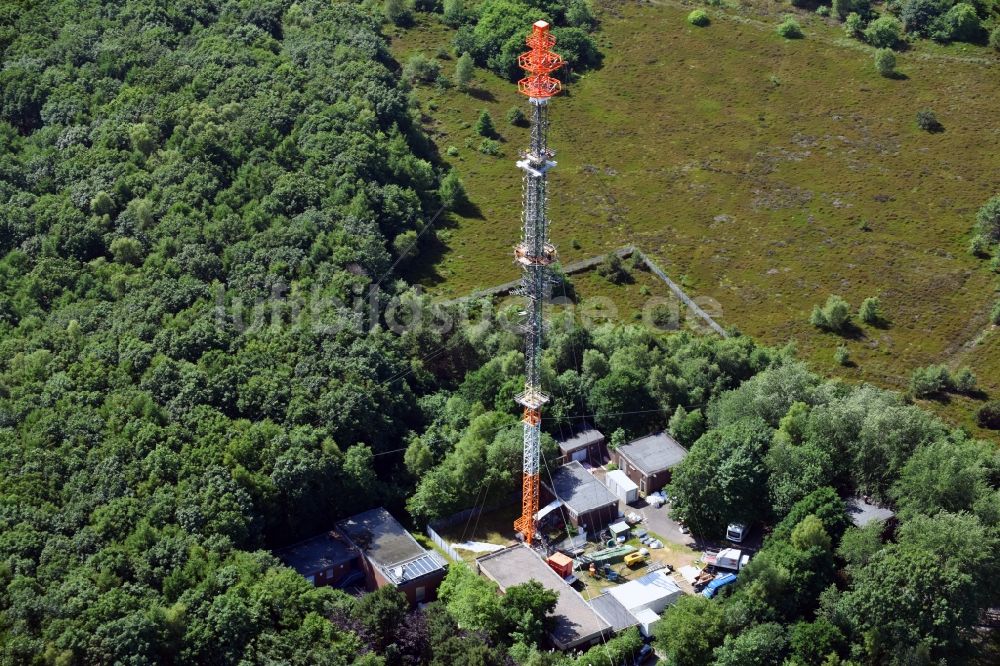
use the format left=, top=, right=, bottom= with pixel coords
left=666, top=354, right=999, bottom=664
left=0, top=0, right=466, bottom=661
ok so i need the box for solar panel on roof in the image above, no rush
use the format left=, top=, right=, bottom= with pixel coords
left=384, top=551, right=447, bottom=584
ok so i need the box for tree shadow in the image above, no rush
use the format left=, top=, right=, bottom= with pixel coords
left=399, top=196, right=484, bottom=287
left=831, top=322, right=867, bottom=341
left=468, top=88, right=496, bottom=102
left=919, top=392, right=952, bottom=405
left=886, top=71, right=909, bottom=81
left=962, top=388, right=990, bottom=402
left=401, top=231, right=449, bottom=288
left=454, top=198, right=484, bottom=220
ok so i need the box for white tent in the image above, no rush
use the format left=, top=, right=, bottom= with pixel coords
left=606, top=570, right=682, bottom=615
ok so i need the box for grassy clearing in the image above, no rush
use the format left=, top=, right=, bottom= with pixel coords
left=389, top=4, right=1000, bottom=435
left=435, top=503, right=520, bottom=563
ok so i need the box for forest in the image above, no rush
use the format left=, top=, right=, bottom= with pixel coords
left=0, top=0, right=997, bottom=665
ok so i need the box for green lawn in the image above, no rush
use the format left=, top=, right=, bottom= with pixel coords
left=389, top=3, right=1000, bottom=435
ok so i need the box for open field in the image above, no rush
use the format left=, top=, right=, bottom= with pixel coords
left=390, top=2, right=1000, bottom=434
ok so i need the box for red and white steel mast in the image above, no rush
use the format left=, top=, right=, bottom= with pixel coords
left=512, top=21, right=563, bottom=546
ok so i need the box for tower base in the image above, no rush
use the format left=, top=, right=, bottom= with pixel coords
left=514, top=472, right=540, bottom=545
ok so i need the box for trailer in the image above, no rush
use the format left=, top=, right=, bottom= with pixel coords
left=578, top=544, right=636, bottom=567
left=702, top=573, right=738, bottom=598
left=714, top=548, right=749, bottom=571
left=703, top=548, right=749, bottom=571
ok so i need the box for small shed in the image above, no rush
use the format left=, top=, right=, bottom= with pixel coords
left=547, top=552, right=574, bottom=579
left=609, top=521, right=630, bottom=541
left=605, top=470, right=639, bottom=504
left=632, top=608, right=661, bottom=637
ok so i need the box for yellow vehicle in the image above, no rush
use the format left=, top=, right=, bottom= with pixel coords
left=624, top=551, right=648, bottom=568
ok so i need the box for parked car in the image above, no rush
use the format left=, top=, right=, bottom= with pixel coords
left=631, top=643, right=653, bottom=665
left=726, top=523, right=747, bottom=543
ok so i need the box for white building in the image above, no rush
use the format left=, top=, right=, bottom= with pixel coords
left=605, top=469, right=639, bottom=504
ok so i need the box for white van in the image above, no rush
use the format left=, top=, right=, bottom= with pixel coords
left=726, top=523, right=747, bottom=543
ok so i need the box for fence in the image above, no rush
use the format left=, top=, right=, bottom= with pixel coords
left=634, top=248, right=728, bottom=338
left=425, top=524, right=463, bottom=563
left=443, top=244, right=728, bottom=337
left=444, top=246, right=636, bottom=304
left=425, top=493, right=519, bottom=563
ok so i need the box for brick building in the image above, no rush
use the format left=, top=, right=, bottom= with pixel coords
left=338, top=507, right=448, bottom=605
left=275, top=531, right=363, bottom=589
left=611, top=432, right=688, bottom=495
left=541, top=460, right=619, bottom=535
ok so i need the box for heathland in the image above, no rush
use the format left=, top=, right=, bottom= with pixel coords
left=389, top=1, right=1000, bottom=432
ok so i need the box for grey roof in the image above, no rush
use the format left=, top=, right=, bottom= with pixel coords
left=546, top=461, right=618, bottom=516
left=477, top=545, right=610, bottom=649
left=558, top=428, right=605, bottom=454
left=590, top=593, right=639, bottom=632
left=275, top=531, right=359, bottom=576
left=616, top=432, right=688, bottom=475
left=846, top=497, right=895, bottom=527
left=339, top=507, right=446, bottom=583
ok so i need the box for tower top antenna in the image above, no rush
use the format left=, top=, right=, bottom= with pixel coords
left=517, top=21, right=563, bottom=101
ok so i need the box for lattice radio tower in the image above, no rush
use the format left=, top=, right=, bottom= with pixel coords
left=512, top=21, right=563, bottom=546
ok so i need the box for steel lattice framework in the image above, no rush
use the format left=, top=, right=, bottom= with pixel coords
left=512, top=21, right=563, bottom=546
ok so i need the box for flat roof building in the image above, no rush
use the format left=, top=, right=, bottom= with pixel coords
left=275, top=531, right=362, bottom=589
left=477, top=545, right=611, bottom=651
left=590, top=593, right=639, bottom=633
left=338, top=507, right=448, bottom=605
left=612, top=432, right=688, bottom=495
left=605, top=570, right=683, bottom=637
left=542, top=460, right=619, bottom=534
left=556, top=428, right=606, bottom=465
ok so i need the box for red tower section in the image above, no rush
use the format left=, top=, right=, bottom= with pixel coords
left=517, top=21, right=563, bottom=99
